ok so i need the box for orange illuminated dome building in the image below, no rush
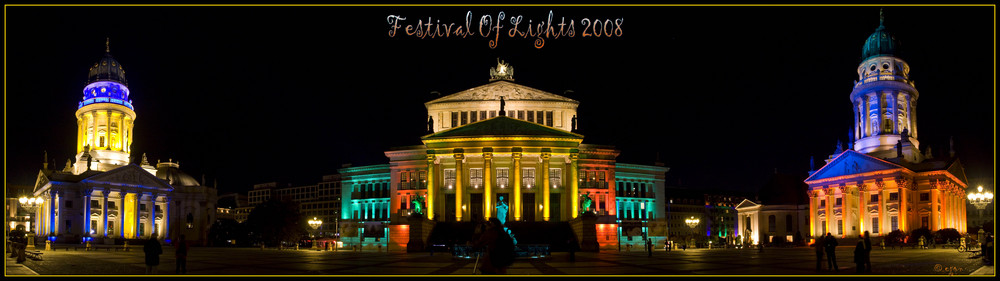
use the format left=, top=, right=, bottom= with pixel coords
left=804, top=11, right=968, bottom=239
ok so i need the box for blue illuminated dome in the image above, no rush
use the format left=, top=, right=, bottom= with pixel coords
left=79, top=44, right=133, bottom=110
left=861, top=11, right=899, bottom=60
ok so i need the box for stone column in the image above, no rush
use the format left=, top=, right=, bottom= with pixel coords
left=541, top=149, right=551, bottom=221
left=454, top=148, right=465, bottom=222
left=426, top=151, right=435, bottom=221
left=135, top=192, right=143, bottom=238
left=570, top=150, right=579, bottom=219
left=931, top=189, right=940, bottom=230
left=119, top=191, right=126, bottom=238
left=878, top=184, right=886, bottom=234
left=825, top=187, right=834, bottom=235
left=808, top=191, right=817, bottom=238
left=483, top=148, right=493, bottom=219
left=49, top=191, right=58, bottom=236
left=150, top=194, right=158, bottom=236
left=164, top=196, right=172, bottom=240
left=84, top=189, right=92, bottom=236
left=512, top=148, right=522, bottom=221
left=898, top=184, right=907, bottom=231
left=102, top=189, right=110, bottom=237
left=858, top=185, right=866, bottom=234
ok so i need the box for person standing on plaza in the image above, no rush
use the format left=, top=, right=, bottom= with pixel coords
left=853, top=239, right=866, bottom=273
left=646, top=238, right=653, bottom=257
left=175, top=234, right=189, bottom=274
left=863, top=231, right=873, bottom=272
left=824, top=232, right=839, bottom=271
left=814, top=240, right=824, bottom=272
left=143, top=233, right=162, bottom=274
left=567, top=235, right=579, bottom=262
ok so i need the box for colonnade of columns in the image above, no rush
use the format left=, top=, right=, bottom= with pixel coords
left=36, top=188, right=168, bottom=241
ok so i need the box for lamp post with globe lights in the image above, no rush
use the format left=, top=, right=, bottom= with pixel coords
left=685, top=216, right=700, bottom=248
left=966, top=186, right=993, bottom=245
left=18, top=196, right=44, bottom=249
left=308, top=217, right=322, bottom=250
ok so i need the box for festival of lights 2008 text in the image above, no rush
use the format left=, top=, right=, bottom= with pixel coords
left=387, top=11, right=623, bottom=49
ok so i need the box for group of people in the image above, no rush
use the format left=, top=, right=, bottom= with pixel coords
left=142, top=234, right=189, bottom=274
left=7, top=225, right=28, bottom=263
left=814, top=231, right=872, bottom=273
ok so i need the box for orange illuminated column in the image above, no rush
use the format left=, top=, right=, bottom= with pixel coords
left=569, top=150, right=579, bottom=219
left=512, top=148, right=522, bottom=221
left=930, top=189, right=940, bottom=230
left=897, top=182, right=907, bottom=231
left=825, top=187, right=835, bottom=235
left=542, top=149, right=551, bottom=221
left=454, top=149, right=464, bottom=222
left=426, top=152, right=435, bottom=221
left=877, top=183, right=885, bottom=234
left=858, top=185, right=866, bottom=234
left=483, top=148, right=493, bottom=219
left=808, top=190, right=817, bottom=238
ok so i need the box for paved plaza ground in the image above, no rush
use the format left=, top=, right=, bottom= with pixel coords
left=4, top=244, right=995, bottom=276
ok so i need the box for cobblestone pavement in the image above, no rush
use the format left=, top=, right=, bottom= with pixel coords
left=4, top=245, right=994, bottom=276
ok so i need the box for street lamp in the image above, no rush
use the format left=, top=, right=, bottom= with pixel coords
left=308, top=217, right=322, bottom=250
left=967, top=186, right=993, bottom=210
left=685, top=216, right=700, bottom=248
left=18, top=196, right=44, bottom=249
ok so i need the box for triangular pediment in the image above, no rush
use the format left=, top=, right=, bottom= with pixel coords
left=806, top=150, right=906, bottom=182
left=426, top=80, right=578, bottom=104
left=735, top=199, right=759, bottom=210
left=82, top=164, right=174, bottom=191
left=32, top=171, right=51, bottom=194
left=946, top=159, right=968, bottom=186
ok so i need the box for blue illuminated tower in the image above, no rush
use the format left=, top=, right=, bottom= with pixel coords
left=849, top=10, right=923, bottom=163
left=73, top=38, right=137, bottom=174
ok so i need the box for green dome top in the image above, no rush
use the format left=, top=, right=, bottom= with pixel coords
left=861, top=10, right=899, bottom=60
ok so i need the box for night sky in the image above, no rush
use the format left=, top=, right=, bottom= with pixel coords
left=5, top=5, right=994, bottom=195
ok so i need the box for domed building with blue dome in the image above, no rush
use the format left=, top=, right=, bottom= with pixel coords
left=804, top=10, right=968, bottom=240
left=29, top=39, right=218, bottom=246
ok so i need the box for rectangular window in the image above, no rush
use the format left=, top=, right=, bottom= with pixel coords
left=527, top=111, right=535, bottom=122
left=836, top=198, right=842, bottom=206
left=837, top=220, right=843, bottom=235
left=822, top=221, right=827, bottom=234
left=139, top=223, right=145, bottom=237
left=496, top=168, right=509, bottom=188
left=470, top=168, right=483, bottom=188
left=872, top=218, right=879, bottom=233
left=419, top=171, right=427, bottom=188
left=549, top=168, right=562, bottom=188
left=919, top=193, right=929, bottom=201
left=140, top=204, right=147, bottom=211
left=489, top=111, right=496, bottom=118
left=66, top=200, right=74, bottom=208
left=66, top=220, right=72, bottom=233
left=536, top=111, right=544, bottom=124
left=90, top=220, right=97, bottom=234
left=451, top=112, right=458, bottom=128
left=461, top=112, right=468, bottom=125
left=91, top=200, right=100, bottom=208
left=890, top=216, right=898, bottom=231
left=889, top=192, right=899, bottom=201
left=598, top=171, right=607, bottom=188
left=871, top=194, right=879, bottom=202
left=546, top=111, right=553, bottom=126
left=470, top=111, right=478, bottom=123
left=444, top=169, right=456, bottom=189
left=522, top=168, right=535, bottom=188
left=517, top=110, right=525, bottom=120
left=480, top=111, right=487, bottom=121
left=820, top=200, right=825, bottom=207
left=921, top=216, right=929, bottom=228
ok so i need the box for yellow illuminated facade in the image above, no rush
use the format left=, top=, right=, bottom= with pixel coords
left=30, top=41, right=218, bottom=246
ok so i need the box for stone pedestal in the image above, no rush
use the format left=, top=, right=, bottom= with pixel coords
left=26, top=234, right=36, bottom=250
left=406, top=215, right=436, bottom=252
left=570, top=213, right=600, bottom=252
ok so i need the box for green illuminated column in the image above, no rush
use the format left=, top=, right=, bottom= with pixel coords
left=512, top=148, right=522, bottom=221
left=455, top=148, right=465, bottom=222
left=426, top=151, right=435, bottom=221
left=483, top=148, right=493, bottom=220
left=570, top=150, right=579, bottom=219
left=542, top=149, right=551, bottom=221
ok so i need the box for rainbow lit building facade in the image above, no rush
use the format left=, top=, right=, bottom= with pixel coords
left=804, top=13, right=968, bottom=239
left=29, top=41, right=218, bottom=245
left=337, top=60, right=670, bottom=251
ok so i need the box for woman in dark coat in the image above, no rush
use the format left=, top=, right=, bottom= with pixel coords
left=143, top=233, right=163, bottom=274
